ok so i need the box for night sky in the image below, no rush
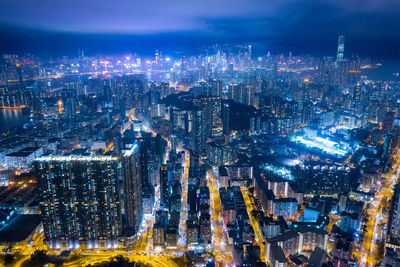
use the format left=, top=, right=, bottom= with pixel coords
left=1, top=0, right=400, bottom=59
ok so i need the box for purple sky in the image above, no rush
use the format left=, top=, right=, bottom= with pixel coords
left=0, top=0, right=400, bottom=58
left=1, top=0, right=398, bottom=33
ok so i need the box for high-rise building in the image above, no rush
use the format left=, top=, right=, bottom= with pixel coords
left=336, top=35, right=345, bottom=62
left=121, top=144, right=143, bottom=234
left=334, top=60, right=350, bottom=85
left=248, top=45, right=252, bottom=61
left=160, top=164, right=169, bottom=208
left=35, top=144, right=142, bottom=249
left=208, top=79, right=223, bottom=98
left=272, top=198, right=298, bottom=220
left=318, top=57, right=334, bottom=86
left=228, top=83, right=242, bottom=103
left=35, top=155, right=122, bottom=249
left=202, top=97, right=223, bottom=138
left=169, top=106, right=175, bottom=133
left=353, top=83, right=361, bottom=101
left=333, top=36, right=349, bottom=85
left=383, top=111, right=395, bottom=131
left=388, top=184, right=400, bottom=245
left=348, top=55, right=361, bottom=84
left=187, top=220, right=199, bottom=245
left=191, top=108, right=206, bottom=153
left=250, top=117, right=256, bottom=135
left=170, top=134, right=177, bottom=160
left=153, top=210, right=168, bottom=247
left=228, top=83, right=254, bottom=106
left=222, top=102, right=230, bottom=138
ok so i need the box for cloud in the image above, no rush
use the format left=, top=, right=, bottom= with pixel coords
left=1, top=0, right=397, bottom=34
left=0, top=0, right=283, bottom=33
left=0, top=0, right=399, bottom=59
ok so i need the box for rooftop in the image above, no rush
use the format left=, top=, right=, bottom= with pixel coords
left=0, top=214, right=41, bottom=243
left=270, top=245, right=287, bottom=263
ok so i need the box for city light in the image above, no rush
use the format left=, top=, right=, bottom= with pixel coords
left=123, top=143, right=138, bottom=156
left=290, top=135, right=350, bottom=157
left=262, top=163, right=296, bottom=181
left=0, top=12, right=395, bottom=266
left=36, top=155, right=119, bottom=161
left=281, top=158, right=302, bottom=167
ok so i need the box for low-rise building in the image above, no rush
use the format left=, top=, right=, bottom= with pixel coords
left=6, top=147, right=43, bottom=171
left=0, top=214, right=42, bottom=248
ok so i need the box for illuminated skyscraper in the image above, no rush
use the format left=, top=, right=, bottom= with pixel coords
left=35, top=155, right=122, bottom=249
left=222, top=102, right=230, bottom=137
left=202, top=97, right=223, bottom=137
left=208, top=79, right=223, bottom=98
left=160, top=164, right=169, bottom=208
left=353, top=83, right=361, bottom=101
left=121, top=144, right=143, bottom=234
left=35, top=144, right=142, bottom=249
left=248, top=45, right=252, bottom=61
left=336, top=35, right=345, bottom=62
left=191, top=108, right=206, bottom=153
left=387, top=184, right=400, bottom=245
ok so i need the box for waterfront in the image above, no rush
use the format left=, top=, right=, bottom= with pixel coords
left=0, top=109, right=29, bottom=133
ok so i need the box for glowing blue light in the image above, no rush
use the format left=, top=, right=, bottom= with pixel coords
left=290, top=135, right=350, bottom=157
left=124, top=143, right=138, bottom=156
left=262, top=163, right=295, bottom=181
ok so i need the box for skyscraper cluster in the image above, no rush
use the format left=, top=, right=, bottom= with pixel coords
left=0, top=36, right=399, bottom=265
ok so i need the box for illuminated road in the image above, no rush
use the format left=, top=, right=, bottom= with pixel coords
left=12, top=228, right=181, bottom=267
left=12, top=228, right=46, bottom=267
left=358, top=149, right=400, bottom=266
left=326, top=213, right=340, bottom=252
left=135, top=184, right=160, bottom=252
left=13, top=255, right=29, bottom=267
left=207, top=169, right=233, bottom=265
left=103, top=141, right=114, bottom=154
left=241, top=187, right=267, bottom=264
left=63, top=251, right=179, bottom=267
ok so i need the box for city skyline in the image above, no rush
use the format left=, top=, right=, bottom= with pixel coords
left=0, top=0, right=400, bottom=266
